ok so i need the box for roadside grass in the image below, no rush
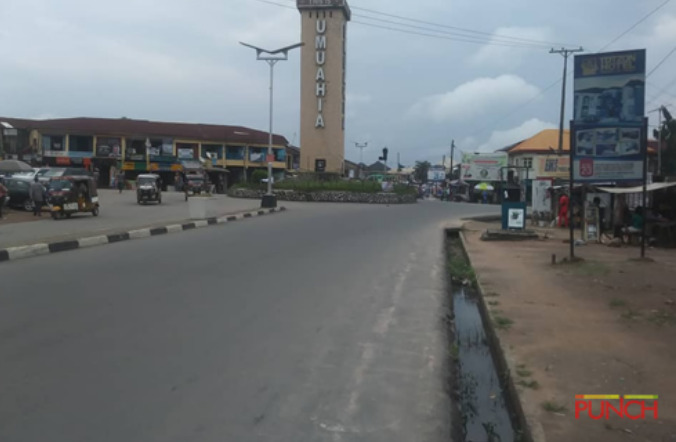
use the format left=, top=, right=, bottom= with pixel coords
left=484, top=291, right=500, bottom=297
left=448, top=254, right=476, bottom=284
left=562, top=260, right=610, bottom=277
left=609, top=298, right=626, bottom=308
left=621, top=308, right=642, bottom=321
left=542, top=401, right=566, bottom=413
left=516, top=368, right=532, bottom=377
left=517, top=379, right=540, bottom=390
left=487, top=300, right=499, bottom=306
left=493, top=315, right=514, bottom=330
left=647, top=310, right=676, bottom=326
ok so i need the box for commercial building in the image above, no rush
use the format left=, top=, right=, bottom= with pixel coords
left=297, top=0, right=350, bottom=174
left=0, top=116, right=289, bottom=188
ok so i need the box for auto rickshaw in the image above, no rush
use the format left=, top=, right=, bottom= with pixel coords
left=183, top=173, right=207, bottom=201
left=136, top=174, right=162, bottom=205
left=47, top=175, right=100, bottom=219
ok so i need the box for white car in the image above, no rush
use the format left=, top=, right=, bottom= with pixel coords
left=12, top=167, right=51, bottom=184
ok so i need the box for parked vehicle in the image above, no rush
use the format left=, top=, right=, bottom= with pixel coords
left=47, top=176, right=99, bottom=219
left=136, top=174, right=162, bottom=205
left=184, top=174, right=206, bottom=201
left=3, top=177, right=34, bottom=211
left=11, top=168, right=51, bottom=185
left=42, top=167, right=93, bottom=181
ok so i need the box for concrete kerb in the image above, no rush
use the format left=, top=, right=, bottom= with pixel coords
left=0, top=206, right=287, bottom=264
left=457, top=227, right=546, bottom=442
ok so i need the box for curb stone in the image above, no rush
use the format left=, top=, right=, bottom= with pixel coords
left=0, top=206, right=285, bottom=264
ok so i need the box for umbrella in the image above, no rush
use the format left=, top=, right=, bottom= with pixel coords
left=0, top=159, right=33, bottom=174
left=474, top=182, right=494, bottom=191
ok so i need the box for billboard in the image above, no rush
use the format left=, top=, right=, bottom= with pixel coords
left=427, top=167, right=446, bottom=182
left=538, top=156, right=569, bottom=179
left=460, top=152, right=508, bottom=181
left=572, top=49, right=646, bottom=182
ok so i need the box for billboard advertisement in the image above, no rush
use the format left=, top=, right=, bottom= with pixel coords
left=460, top=152, right=508, bottom=181
left=427, top=167, right=446, bottom=182
left=572, top=49, right=646, bottom=182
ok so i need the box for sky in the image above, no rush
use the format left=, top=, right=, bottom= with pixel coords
left=1, top=0, right=675, bottom=167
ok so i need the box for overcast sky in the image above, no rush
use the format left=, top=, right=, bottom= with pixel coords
left=1, top=0, right=675, bottom=166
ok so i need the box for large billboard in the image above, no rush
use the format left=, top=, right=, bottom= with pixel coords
left=427, top=166, right=446, bottom=182
left=460, top=152, right=508, bottom=182
left=572, top=50, right=646, bottom=182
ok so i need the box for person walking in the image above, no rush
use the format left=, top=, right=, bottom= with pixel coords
left=0, top=177, right=8, bottom=220
left=29, top=176, right=45, bottom=217
left=558, top=193, right=570, bottom=228
left=117, top=171, right=125, bottom=193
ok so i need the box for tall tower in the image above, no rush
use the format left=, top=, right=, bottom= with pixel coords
left=297, top=0, right=350, bottom=174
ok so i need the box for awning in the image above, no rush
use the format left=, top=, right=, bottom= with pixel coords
left=597, top=182, right=676, bottom=194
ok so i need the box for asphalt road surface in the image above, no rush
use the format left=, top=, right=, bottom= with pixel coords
left=0, top=200, right=497, bottom=442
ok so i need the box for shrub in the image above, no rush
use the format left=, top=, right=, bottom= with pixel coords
left=250, top=169, right=268, bottom=184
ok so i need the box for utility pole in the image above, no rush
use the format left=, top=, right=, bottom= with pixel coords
left=354, top=141, right=367, bottom=179
left=551, top=46, right=583, bottom=261
left=450, top=139, right=455, bottom=179
left=550, top=47, right=584, bottom=155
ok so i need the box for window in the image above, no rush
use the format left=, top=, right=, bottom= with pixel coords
left=249, top=147, right=265, bottom=162
left=125, top=139, right=147, bottom=161
left=523, top=157, right=533, bottom=169
left=42, top=135, right=65, bottom=152
left=69, top=135, right=94, bottom=153
left=96, top=137, right=121, bottom=157
left=226, top=146, right=245, bottom=160
left=202, top=144, right=223, bottom=160
left=274, top=148, right=286, bottom=162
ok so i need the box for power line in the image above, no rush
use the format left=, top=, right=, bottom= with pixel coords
left=352, top=15, right=549, bottom=48
left=251, top=0, right=580, bottom=48
left=596, top=0, right=671, bottom=52
left=647, top=44, right=676, bottom=78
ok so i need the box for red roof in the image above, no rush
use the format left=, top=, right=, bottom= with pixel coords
left=0, top=117, right=288, bottom=146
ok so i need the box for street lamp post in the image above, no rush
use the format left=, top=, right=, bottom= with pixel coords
left=240, top=41, right=303, bottom=208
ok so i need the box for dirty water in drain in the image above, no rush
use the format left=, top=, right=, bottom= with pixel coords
left=453, top=286, right=514, bottom=441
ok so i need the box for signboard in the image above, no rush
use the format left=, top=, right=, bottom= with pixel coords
left=572, top=49, right=646, bottom=182
left=538, top=156, right=570, bottom=179
left=532, top=178, right=553, bottom=213
left=44, top=150, right=68, bottom=157
left=508, top=208, right=525, bottom=229
left=427, top=167, right=446, bottom=182
left=177, top=148, right=194, bottom=159
left=460, top=153, right=508, bottom=181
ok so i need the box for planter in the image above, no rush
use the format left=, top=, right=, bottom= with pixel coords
left=188, top=196, right=208, bottom=219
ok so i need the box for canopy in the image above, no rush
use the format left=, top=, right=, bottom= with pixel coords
left=596, top=182, right=676, bottom=194
left=474, top=182, right=494, bottom=191
left=0, top=159, right=32, bottom=173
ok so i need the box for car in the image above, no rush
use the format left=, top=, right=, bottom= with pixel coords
left=42, top=167, right=93, bottom=180
left=3, top=177, right=34, bottom=211
left=11, top=167, right=51, bottom=184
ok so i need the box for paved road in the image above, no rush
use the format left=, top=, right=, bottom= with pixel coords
left=0, top=189, right=259, bottom=248
left=0, top=201, right=497, bottom=442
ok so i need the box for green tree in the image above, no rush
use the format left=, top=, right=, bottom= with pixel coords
left=653, top=106, right=676, bottom=176
left=414, top=161, right=431, bottom=183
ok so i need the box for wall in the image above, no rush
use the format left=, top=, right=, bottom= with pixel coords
left=229, top=188, right=416, bottom=204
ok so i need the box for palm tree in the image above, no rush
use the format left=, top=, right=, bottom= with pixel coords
left=414, top=161, right=431, bottom=183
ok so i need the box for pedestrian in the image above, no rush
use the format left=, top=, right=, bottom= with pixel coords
left=0, top=177, right=7, bottom=220
left=482, top=190, right=488, bottom=204
left=558, top=193, right=569, bottom=227
left=29, top=176, right=45, bottom=217
left=117, top=171, right=125, bottom=193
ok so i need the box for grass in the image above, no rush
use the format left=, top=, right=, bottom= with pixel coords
left=517, top=379, right=540, bottom=390
left=564, top=260, right=610, bottom=276
left=234, top=180, right=417, bottom=195
left=450, top=344, right=459, bottom=360
left=447, top=253, right=476, bottom=285
left=647, top=310, right=676, bottom=326
left=609, top=298, right=627, bottom=308
left=487, top=300, right=499, bottom=306
left=621, top=308, right=642, bottom=320
left=542, top=401, right=566, bottom=413
left=493, top=315, right=514, bottom=330
left=484, top=291, right=500, bottom=297
left=516, top=368, right=532, bottom=377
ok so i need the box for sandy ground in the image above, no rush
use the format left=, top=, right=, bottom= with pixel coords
left=463, top=221, right=676, bottom=442
left=0, top=207, right=42, bottom=224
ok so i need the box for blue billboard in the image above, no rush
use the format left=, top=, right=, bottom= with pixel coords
left=572, top=49, right=646, bottom=182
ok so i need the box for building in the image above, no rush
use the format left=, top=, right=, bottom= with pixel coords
left=499, top=129, right=571, bottom=184
left=297, top=0, right=350, bottom=174
left=0, top=116, right=288, bottom=188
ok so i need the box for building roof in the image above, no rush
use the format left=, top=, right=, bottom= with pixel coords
left=367, top=161, right=389, bottom=172
left=501, top=128, right=659, bottom=155
left=502, top=129, right=570, bottom=154
left=0, top=116, right=289, bottom=146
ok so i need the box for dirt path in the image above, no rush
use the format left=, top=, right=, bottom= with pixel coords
left=463, top=221, right=676, bottom=442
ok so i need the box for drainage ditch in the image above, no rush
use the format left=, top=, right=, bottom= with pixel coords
left=445, top=230, right=525, bottom=442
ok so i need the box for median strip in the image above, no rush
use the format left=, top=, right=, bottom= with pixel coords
left=0, top=206, right=287, bottom=264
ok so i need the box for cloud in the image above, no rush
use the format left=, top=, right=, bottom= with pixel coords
left=346, top=93, right=373, bottom=105
left=652, top=14, right=676, bottom=46
left=470, top=27, right=553, bottom=69
left=407, top=75, right=540, bottom=122
left=476, top=118, right=556, bottom=152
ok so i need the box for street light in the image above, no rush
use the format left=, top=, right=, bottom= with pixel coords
left=240, top=41, right=303, bottom=208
